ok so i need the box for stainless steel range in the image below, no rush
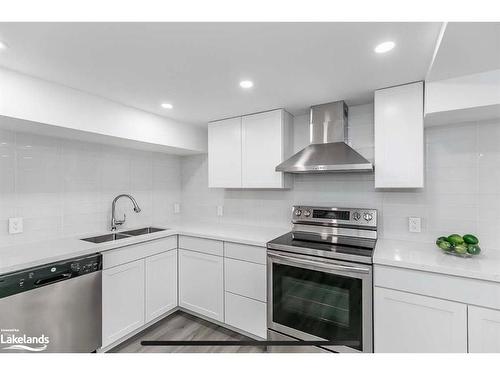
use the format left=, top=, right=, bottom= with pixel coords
left=266, top=205, right=377, bottom=353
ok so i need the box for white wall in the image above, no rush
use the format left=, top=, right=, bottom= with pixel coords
left=0, top=67, right=207, bottom=154
left=425, top=69, right=500, bottom=114
left=0, top=129, right=182, bottom=246
left=181, top=103, right=500, bottom=251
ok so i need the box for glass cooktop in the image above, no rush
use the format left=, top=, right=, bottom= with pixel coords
left=267, top=232, right=375, bottom=264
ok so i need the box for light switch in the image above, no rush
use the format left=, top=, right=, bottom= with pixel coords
left=217, top=205, right=224, bottom=217
left=173, top=203, right=180, bottom=214
left=9, top=217, right=23, bottom=234
left=408, top=217, right=421, bottom=233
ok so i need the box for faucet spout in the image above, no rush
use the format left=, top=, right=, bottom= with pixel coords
left=111, top=194, right=142, bottom=231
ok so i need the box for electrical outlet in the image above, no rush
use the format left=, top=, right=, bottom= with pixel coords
left=217, top=205, right=224, bottom=217
left=8, top=217, right=23, bottom=234
left=408, top=217, right=421, bottom=233
left=173, top=203, right=180, bottom=214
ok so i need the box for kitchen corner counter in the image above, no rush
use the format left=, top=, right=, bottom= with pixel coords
left=175, top=222, right=288, bottom=248
left=0, top=222, right=288, bottom=275
left=374, top=238, right=500, bottom=283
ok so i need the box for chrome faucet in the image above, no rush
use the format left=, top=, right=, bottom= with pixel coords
left=110, top=194, right=141, bottom=231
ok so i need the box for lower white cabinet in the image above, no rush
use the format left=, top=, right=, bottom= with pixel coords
left=179, top=249, right=224, bottom=322
left=374, top=287, right=467, bottom=353
left=225, top=292, right=267, bottom=339
left=145, top=250, right=178, bottom=322
left=102, top=259, right=145, bottom=347
left=224, top=258, right=266, bottom=302
left=468, top=305, right=500, bottom=353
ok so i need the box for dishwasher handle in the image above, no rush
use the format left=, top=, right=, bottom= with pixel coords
left=34, top=273, right=73, bottom=287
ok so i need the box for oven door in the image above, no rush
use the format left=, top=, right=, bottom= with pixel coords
left=267, top=250, right=372, bottom=353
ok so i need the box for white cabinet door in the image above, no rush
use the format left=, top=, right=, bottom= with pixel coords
left=241, top=109, right=287, bottom=188
left=178, top=249, right=224, bottom=322
left=374, top=287, right=467, bottom=353
left=145, top=250, right=178, bottom=323
left=225, top=292, right=267, bottom=339
left=468, top=305, right=500, bottom=353
left=102, top=259, right=145, bottom=347
left=374, top=81, right=424, bottom=188
left=208, top=117, right=242, bottom=188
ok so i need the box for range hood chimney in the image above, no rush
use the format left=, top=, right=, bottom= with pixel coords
left=276, top=101, right=373, bottom=173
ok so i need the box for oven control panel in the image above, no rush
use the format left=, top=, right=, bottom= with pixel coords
left=292, top=206, right=377, bottom=228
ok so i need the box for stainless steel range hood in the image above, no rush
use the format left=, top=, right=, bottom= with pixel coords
left=276, top=101, right=373, bottom=173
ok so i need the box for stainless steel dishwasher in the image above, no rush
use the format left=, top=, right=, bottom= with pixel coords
left=0, top=254, right=102, bottom=353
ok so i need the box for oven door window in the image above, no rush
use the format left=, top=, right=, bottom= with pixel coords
left=272, top=262, right=363, bottom=350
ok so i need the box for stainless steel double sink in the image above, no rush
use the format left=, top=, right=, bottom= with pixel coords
left=81, top=227, right=167, bottom=244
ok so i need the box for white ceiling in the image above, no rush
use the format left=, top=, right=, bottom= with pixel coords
left=427, top=22, right=500, bottom=81
left=0, top=22, right=442, bottom=126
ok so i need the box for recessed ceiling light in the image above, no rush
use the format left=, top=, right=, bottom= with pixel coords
left=239, top=80, right=254, bottom=89
left=375, top=41, right=395, bottom=54
left=161, top=103, right=173, bottom=109
left=0, top=41, right=8, bottom=51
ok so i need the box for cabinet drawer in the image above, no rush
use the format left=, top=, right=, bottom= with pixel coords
left=225, top=292, right=267, bottom=339
left=225, top=258, right=266, bottom=302
left=179, top=235, right=223, bottom=257
left=224, top=242, right=266, bottom=265
left=103, top=236, right=177, bottom=269
left=374, top=265, right=500, bottom=310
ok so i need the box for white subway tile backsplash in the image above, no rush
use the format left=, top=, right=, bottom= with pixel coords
left=1, top=104, right=498, bottom=253
left=0, top=131, right=182, bottom=246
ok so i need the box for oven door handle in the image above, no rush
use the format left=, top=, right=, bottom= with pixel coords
left=267, top=251, right=371, bottom=274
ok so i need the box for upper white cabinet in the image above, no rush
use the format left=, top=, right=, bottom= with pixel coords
left=468, top=305, right=500, bottom=353
left=208, top=109, right=292, bottom=189
left=374, top=287, right=467, bottom=353
left=241, top=110, right=292, bottom=188
left=374, top=81, right=424, bottom=188
left=208, top=117, right=242, bottom=188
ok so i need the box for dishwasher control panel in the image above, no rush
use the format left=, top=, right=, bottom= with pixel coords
left=0, top=253, right=102, bottom=299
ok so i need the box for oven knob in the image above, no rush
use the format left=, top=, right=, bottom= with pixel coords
left=363, top=213, right=373, bottom=221
left=353, top=212, right=361, bottom=221
left=303, top=210, right=311, bottom=217
left=71, top=263, right=81, bottom=272
left=294, top=209, right=302, bottom=216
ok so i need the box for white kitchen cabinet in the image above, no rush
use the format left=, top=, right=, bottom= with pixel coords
left=208, top=117, right=242, bottom=188
left=468, top=305, right=500, bottom=353
left=374, top=81, right=424, bottom=188
left=178, top=249, right=224, bottom=322
left=224, top=257, right=266, bottom=302
left=374, top=287, right=467, bottom=353
left=225, top=292, right=267, bottom=339
left=178, top=235, right=224, bottom=257
left=241, top=109, right=292, bottom=188
left=102, top=259, right=145, bottom=347
left=145, top=249, right=178, bottom=323
left=208, top=109, right=292, bottom=189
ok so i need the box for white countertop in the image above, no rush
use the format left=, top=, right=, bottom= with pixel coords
left=374, top=238, right=500, bottom=283
left=0, top=222, right=288, bottom=275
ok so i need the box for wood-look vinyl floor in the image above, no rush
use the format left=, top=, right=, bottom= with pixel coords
left=110, top=311, right=266, bottom=353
